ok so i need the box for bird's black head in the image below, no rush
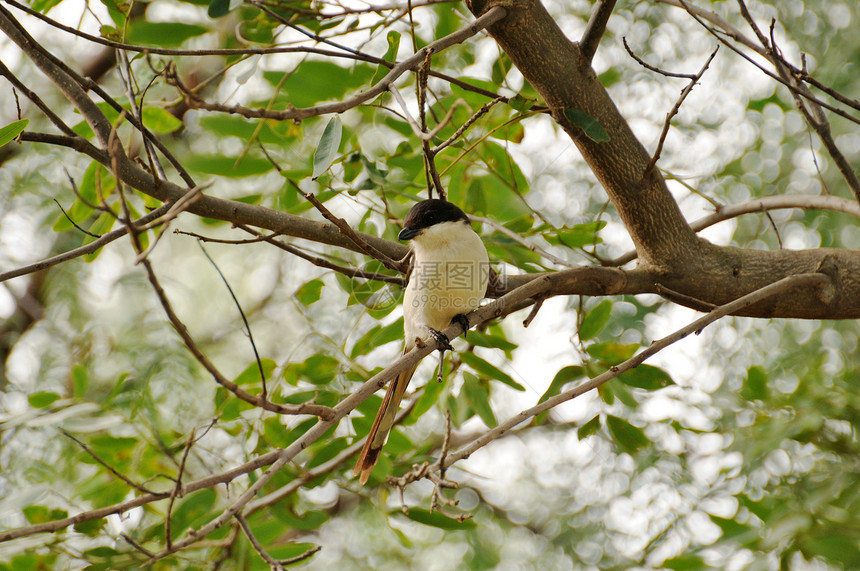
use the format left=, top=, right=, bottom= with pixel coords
left=398, top=199, right=470, bottom=241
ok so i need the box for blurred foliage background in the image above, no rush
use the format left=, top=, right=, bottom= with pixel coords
left=0, top=0, right=859, bottom=569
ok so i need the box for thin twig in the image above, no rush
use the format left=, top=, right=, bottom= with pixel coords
left=301, top=189, right=405, bottom=272
left=662, top=0, right=860, bottom=127
left=734, top=0, right=860, bottom=203
left=625, top=38, right=719, bottom=179
left=431, top=96, right=507, bottom=154
left=761, top=204, right=783, bottom=248
left=177, top=226, right=405, bottom=286
left=52, top=199, right=101, bottom=238
left=0, top=202, right=174, bottom=283
left=197, top=241, right=268, bottom=398
left=165, top=429, right=196, bottom=550
left=139, top=249, right=335, bottom=418
left=60, top=429, right=155, bottom=495
left=388, top=85, right=468, bottom=141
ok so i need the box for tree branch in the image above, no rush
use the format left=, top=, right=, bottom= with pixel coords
left=440, top=272, right=830, bottom=470
left=167, top=6, right=509, bottom=122
left=579, top=0, right=616, bottom=64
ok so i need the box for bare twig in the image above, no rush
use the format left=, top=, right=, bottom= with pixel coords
left=761, top=203, right=783, bottom=248
left=165, top=429, right=196, bottom=550
left=140, top=255, right=335, bottom=419
left=178, top=225, right=405, bottom=286
left=60, top=429, right=155, bottom=495
left=654, top=283, right=717, bottom=311
left=0, top=202, right=174, bottom=283
left=431, top=95, right=507, bottom=154
left=734, top=0, right=860, bottom=203
left=388, top=85, right=469, bottom=141
left=51, top=199, right=102, bottom=238
left=660, top=0, right=860, bottom=127
left=624, top=38, right=719, bottom=178
left=0, top=60, right=78, bottom=137
left=196, top=241, right=268, bottom=398
left=301, top=189, right=405, bottom=273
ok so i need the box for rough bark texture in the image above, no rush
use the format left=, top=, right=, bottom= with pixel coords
left=467, top=0, right=860, bottom=319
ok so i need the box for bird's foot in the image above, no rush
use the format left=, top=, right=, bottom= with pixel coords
left=452, top=313, right=471, bottom=339
left=428, top=328, right=454, bottom=351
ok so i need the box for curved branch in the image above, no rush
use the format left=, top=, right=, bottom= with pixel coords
left=607, top=195, right=860, bottom=267
left=171, top=6, right=506, bottom=122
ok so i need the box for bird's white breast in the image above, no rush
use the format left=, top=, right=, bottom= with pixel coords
left=403, top=220, right=489, bottom=343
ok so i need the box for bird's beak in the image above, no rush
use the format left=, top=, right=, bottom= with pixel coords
left=398, top=227, right=419, bottom=241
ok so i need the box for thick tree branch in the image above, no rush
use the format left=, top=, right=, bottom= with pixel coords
left=606, top=195, right=860, bottom=267
left=465, top=0, right=860, bottom=318
left=579, top=0, right=616, bottom=64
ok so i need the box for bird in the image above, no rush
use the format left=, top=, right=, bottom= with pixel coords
left=354, top=199, right=489, bottom=484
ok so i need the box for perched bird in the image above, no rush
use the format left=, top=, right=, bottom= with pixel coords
left=355, top=199, right=489, bottom=484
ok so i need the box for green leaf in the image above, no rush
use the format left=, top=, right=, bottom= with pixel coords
left=741, top=365, right=768, bottom=400
left=141, top=107, right=183, bottom=134
left=263, top=62, right=374, bottom=109
left=208, top=0, right=231, bottom=18
left=184, top=155, right=274, bottom=177
left=607, top=378, right=638, bottom=408
left=579, top=300, right=612, bottom=341
left=269, top=543, right=321, bottom=562
left=407, top=373, right=446, bottom=423
left=466, top=330, right=518, bottom=356
left=802, top=534, right=860, bottom=566
left=462, top=373, right=497, bottom=428
left=618, top=365, right=674, bottom=390
left=543, top=221, right=606, bottom=249
left=606, top=415, right=650, bottom=454
left=271, top=505, right=330, bottom=531
left=459, top=352, right=524, bottom=391
left=399, top=508, right=476, bottom=530
left=170, top=489, right=217, bottom=540
left=73, top=518, right=104, bottom=536
left=72, top=365, right=89, bottom=398
left=661, top=554, right=709, bottom=570
left=563, top=108, right=609, bottom=142
left=577, top=415, right=601, bottom=439
left=233, top=359, right=276, bottom=386
left=28, top=391, right=60, bottom=408
left=31, top=0, right=64, bottom=13
left=0, top=119, right=28, bottom=148
left=22, top=505, right=50, bottom=524
left=535, top=365, right=583, bottom=425
left=295, top=279, right=324, bottom=305
left=372, top=31, right=400, bottom=85
left=126, top=22, right=208, bottom=48
left=350, top=317, right=404, bottom=358
left=284, top=354, right=339, bottom=385
left=313, top=115, right=343, bottom=179
left=586, top=341, right=639, bottom=365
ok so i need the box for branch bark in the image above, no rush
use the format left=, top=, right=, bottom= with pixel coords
left=465, top=0, right=860, bottom=319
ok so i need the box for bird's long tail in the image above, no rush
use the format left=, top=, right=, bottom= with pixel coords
left=354, top=360, right=417, bottom=485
